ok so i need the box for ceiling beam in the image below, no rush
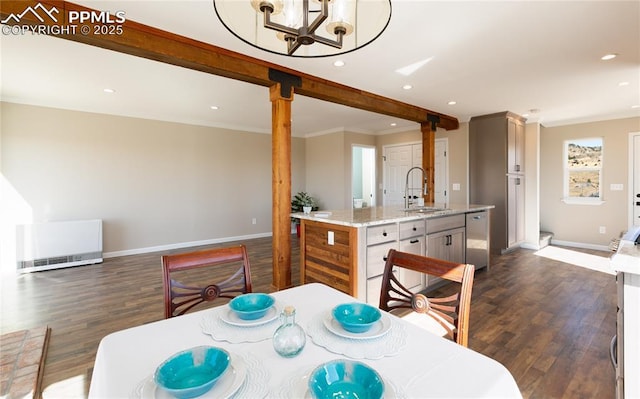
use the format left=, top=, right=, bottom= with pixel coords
left=0, top=0, right=459, bottom=130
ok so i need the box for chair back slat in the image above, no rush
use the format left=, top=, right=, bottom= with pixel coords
left=379, top=249, right=475, bottom=347
left=161, top=245, right=253, bottom=318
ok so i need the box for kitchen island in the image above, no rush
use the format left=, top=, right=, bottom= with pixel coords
left=611, top=228, right=640, bottom=399
left=292, top=204, right=493, bottom=305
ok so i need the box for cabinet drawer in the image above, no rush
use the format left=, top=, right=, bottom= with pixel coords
left=366, top=223, right=398, bottom=246
left=399, top=219, right=425, bottom=239
left=366, top=242, right=396, bottom=278
left=426, top=214, right=465, bottom=234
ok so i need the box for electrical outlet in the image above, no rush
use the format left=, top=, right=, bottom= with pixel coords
left=452, top=183, right=461, bottom=191
left=252, top=218, right=257, bottom=225
left=610, top=183, right=623, bottom=191
left=328, top=231, right=334, bottom=245
left=599, top=226, right=606, bottom=234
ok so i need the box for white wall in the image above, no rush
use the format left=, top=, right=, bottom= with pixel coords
left=540, top=117, right=640, bottom=248
left=0, top=102, right=306, bottom=265
left=3, top=101, right=637, bottom=269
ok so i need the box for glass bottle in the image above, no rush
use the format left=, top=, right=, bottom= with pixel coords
left=273, top=305, right=306, bottom=357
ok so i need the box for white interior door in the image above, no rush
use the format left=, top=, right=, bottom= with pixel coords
left=384, top=142, right=448, bottom=206
left=383, top=144, right=413, bottom=206
left=434, top=139, right=448, bottom=205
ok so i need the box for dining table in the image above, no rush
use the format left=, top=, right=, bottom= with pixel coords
left=89, top=282, right=522, bottom=398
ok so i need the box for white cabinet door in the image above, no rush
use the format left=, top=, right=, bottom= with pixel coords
left=366, top=242, right=396, bottom=278
left=426, top=231, right=448, bottom=287
left=426, top=227, right=465, bottom=286
left=367, top=270, right=399, bottom=307
left=448, top=228, right=466, bottom=264
left=507, top=117, right=525, bottom=174
left=399, top=236, right=425, bottom=291
left=507, top=176, right=525, bottom=248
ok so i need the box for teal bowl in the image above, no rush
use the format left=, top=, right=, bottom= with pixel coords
left=308, top=359, right=384, bottom=399
left=229, top=293, right=275, bottom=320
left=332, top=302, right=382, bottom=333
left=154, top=346, right=230, bottom=399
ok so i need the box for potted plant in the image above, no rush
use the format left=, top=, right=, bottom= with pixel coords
left=291, top=192, right=317, bottom=237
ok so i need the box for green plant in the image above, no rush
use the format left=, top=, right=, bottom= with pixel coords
left=291, top=192, right=317, bottom=223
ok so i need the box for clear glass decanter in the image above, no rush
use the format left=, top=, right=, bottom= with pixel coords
left=272, top=306, right=306, bottom=357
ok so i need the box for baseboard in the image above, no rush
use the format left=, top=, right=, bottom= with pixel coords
left=519, top=242, right=540, bottom=250
left=103, top=232, right=273, bottom=258
left=549, top=239, right=610, bottom=252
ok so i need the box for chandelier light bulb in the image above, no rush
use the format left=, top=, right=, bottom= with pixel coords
left=251, top=0, right=283, bottom=14
left=282, top=0, right=302, bottom=28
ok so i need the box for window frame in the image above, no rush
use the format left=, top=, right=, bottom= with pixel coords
left=562, top=137, right=604, bottom=205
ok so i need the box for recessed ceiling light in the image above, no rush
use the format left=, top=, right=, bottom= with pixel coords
left=619, top=81, right=630, bottom=87
left=390, top=122, right=397, bottom=127
left=210, top=105, right=219, bottom=110
left=103, top=88, right=115, bottom=93
left=333, top=60, right=345, bottom=67
left=601, top=53, right=617, bottom=61
left=402, top=84, right=412, bottom=90
left=632, top=105, right=640, bottom=109
left=447, top=101, right=456, bottom=105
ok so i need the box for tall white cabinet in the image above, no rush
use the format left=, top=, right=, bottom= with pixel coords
left=612, top=237, right=640, bottom=399
left=469, top=111, right=526, bottom=253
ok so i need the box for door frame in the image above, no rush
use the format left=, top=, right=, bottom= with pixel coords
left=629, top=132, right=640, bottom=228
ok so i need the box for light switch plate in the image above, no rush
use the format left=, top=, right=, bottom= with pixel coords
left=610, top=183, right=623, bottom=191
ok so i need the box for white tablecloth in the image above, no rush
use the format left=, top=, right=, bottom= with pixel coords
left=89, top=283, right=522, bottom=398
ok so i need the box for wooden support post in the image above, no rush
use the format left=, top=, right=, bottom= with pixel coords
left=421, top=122, right=435, bottom=203
left=270, top=84, right=293, bottom=291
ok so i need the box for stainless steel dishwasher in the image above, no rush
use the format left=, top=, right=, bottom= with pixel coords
left=466, top=210, right=490, bottom=270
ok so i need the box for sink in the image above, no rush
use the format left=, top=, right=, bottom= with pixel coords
left=403, top=206, right=447, bottom=213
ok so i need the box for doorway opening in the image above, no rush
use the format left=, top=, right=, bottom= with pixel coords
left=352, top=145, right=376, bottom=208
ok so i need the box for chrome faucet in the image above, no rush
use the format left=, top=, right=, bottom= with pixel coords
left=405, top=166, right=428, bottom=209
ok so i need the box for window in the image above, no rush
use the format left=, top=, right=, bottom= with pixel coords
left=563, top=137, right=603, bottom=204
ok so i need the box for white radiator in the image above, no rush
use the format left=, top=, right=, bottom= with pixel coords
left=16, top=219, right=103, bottom=273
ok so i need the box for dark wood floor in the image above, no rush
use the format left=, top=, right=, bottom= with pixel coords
left=0, top=237, right=616, bottom=398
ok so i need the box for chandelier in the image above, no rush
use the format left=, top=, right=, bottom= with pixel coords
left=213, top=0, right=392, bottom=57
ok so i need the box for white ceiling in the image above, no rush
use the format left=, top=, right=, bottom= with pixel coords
left=1, top=1, right=639, bottom=137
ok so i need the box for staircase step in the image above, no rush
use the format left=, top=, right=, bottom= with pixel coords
left=539, top=231, right=553, bottom=248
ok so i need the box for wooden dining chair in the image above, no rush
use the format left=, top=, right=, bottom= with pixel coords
left=161, top=245, right=253, bottom=318
left=379, top=249, right=475, bottom=347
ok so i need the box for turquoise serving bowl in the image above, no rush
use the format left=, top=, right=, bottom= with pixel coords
left=308, top=359, right=384, bottom=399
left=229, top=293, right=275, bottom=320
left=154, top=346, right=230, bottom=399
left=332, top=302, right=382, bottom=333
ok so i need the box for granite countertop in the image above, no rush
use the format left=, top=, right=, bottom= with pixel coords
left=612, top=240, right=640, bottom=275
left=291, top=204, right=494, bottom=228
left=611, top=226, right=640, bottom=275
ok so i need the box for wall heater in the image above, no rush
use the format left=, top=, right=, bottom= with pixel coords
left=16, top=219, right=103, bottom=273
